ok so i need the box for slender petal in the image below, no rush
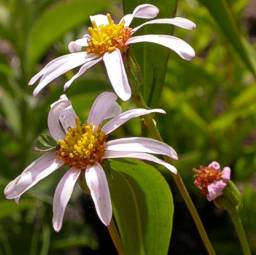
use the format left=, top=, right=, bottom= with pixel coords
left=121, top=4, right=159, bottom=26
left=29, top=54, right=76, bottom=85
left=133, top=17, right=196, bottom=33
left=68, top=36, right=90, bottom=53
left=103, top=108, right=165, bottom=134
left=4, top=152, right=62, bottom=200
left=48, top=95, right=71, bottom=141
left=127, top=34, right=195, bottom=60
left=222, top=167, right=231, bottom=180
left=106, top=137, right=177, bottom=159
left=31, top=52, right=97, bottom=96
left=85, top=163, right=112, bottom=226
left=29, top=52, right=92, bottom=85
left=52, top=168, right=81, bottom=232
left=64, top=57, right=102, bottom=91
left=104, top=151, right=177, bottom=174
left=103, top=102, right=121, bottom=120
left=59, top=105, right=77, bottom=132
left=103, top=49, right=131, bottom=101
left=87, top=92, right=119, bottom=126
left=90, top=14, right=109, bottom=26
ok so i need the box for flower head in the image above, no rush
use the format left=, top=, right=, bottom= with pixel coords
left=4, top=92, right=177, bottom=231
left=29, top=4, right=196, bottom=101
left=194, top=161, right=231, bottom=201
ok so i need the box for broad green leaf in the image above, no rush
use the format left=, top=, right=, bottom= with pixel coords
left=198, top=0, right=256, bottom=76
left=122, top=0, right=177, bottom=107
left=108, top=159, right=173, bottom=255
left=27, top=0, right=107, bottom=67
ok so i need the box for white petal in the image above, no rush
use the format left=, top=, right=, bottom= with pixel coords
left=64, top=57, right=102, bottom=91
left=106, top=137, right=177, bottom=160
left=103, top=102, right=122, bottom=120
left=29, top=52, right=90, bottom=85
left=127, top=35, right=195, bottom=60
left=48, top=94, right=72, bottom=141
left=68, top=36, right=90, bottom=53
left=52, top=168, right=81, bottom=232
left=85, top=163, right=112, bottom=226
left=87, top=92, right=119, bottom=126
left=90, top=14, right=109, bottom=26
left=103, top=49, right=131, bottom=101
left=4, top=152, right=62, bottom=200
left=104, top=151, right=177, bottom=174
left=32, top=52, right=97, bottom=96
left=59, top=105, right=77, bottom=132
left=29, top=54, right=75, bottom=85
left=121, top=4, right=159, bottom=26
left=103, top=108, right=165, bottom=134
left=133, top=17, right=196, bottom=33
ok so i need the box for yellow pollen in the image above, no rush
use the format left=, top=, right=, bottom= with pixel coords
left=87, top=14, right=132, bottom=55
left=57, top=119, right=107, bottom=169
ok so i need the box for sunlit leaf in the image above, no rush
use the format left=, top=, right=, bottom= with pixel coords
left=123, top=0, right=177, bottom=107
left=27, top=0, right=108, bottom=68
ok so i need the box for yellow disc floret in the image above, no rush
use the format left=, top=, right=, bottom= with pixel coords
left=87, top=14, right=132, bottom=55
left=57, top=119, right=106, bottom=169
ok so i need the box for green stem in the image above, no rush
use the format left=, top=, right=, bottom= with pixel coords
left=107, top=220, right=125, bottom=255
left=228, top=209, right=251, bottom=255
left=131, top=86, right=216, bottom=255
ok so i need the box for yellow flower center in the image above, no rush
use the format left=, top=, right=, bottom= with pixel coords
left=57, top=119, right=106, bottom=169
left=87, top=14, right=132, bottom=55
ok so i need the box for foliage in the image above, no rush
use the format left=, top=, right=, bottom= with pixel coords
left=0, top=0, right=256, bottom=254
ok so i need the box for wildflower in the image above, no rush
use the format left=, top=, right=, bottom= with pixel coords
left=29, top=4, right=196, bottom=100
left=4, top=92, right=177, bottom=231
left=194, top=161, right=231, bottom=201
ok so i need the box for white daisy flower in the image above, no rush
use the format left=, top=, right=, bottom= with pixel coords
left=4, top=92, right=177, bottom=232
left=29, top=4, right=196, bottom=101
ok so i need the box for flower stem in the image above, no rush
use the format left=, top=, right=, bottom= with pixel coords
left=131, top=87, right=216, bottom=255
left=107, top=219, right=125, bottom=255
left=228, top=209, right=251, bottom=255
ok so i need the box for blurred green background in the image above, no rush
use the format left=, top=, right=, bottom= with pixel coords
left=0, top=0, right=256, bottom=254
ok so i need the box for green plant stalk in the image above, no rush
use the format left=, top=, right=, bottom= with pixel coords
left=107, top=220, right=125, bottom=255
left=228, top=209, right=251, bottom=255
left=130, top=82, right=216, bottom=255
left=78, top=174, right=125, bottom=255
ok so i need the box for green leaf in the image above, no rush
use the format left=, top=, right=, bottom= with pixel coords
left=232, top=83, right=256, bottom=109
left=108, top=159, right=173, bottom=255
left=27, top=0, right=107, bottom=67
left=180, top=102, right=209, bottom=133
left=198, top=0, right=256, bottom=76
left=123, top=0, right=177, bottom=107
left=0, top=88, right=21, bottom=136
